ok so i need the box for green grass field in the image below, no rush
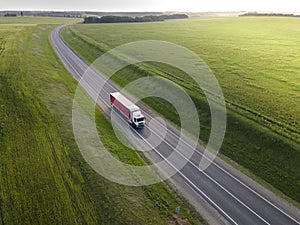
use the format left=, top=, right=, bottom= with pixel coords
left=0, top=17, right=206, bottom=224
left=61, top=17, right=300, bottom=204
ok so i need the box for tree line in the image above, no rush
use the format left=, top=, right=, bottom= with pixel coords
left=240, top=12, right=300, bottom=17
left=84, top=14, right=188, bottom=23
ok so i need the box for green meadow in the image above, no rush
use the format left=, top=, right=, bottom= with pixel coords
left=0, top=17, right=205, bottom=224
left=61, top=17, right=300, bottom=203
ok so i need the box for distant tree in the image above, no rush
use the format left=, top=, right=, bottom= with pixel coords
left=240, top=12, right=298, bottom=17
left=4, top=13, right=17, bottom=17
left=83, top=14, right=189, bottom=24
left=98, top=16, right=135, bottom=23
left=84, top=16, right=101, bottom=23
left=166, top=14, right=189, bottom=19
left=21, top=11, right=23, bottom=16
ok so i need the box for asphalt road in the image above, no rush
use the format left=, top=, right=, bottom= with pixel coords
left=50, top=24, right=300, bottom=225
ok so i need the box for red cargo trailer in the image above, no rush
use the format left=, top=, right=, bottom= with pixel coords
left=110, top=92, right=145, bottom=128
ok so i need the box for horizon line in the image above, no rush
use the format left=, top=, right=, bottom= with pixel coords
left=1, top=9, right=299, bottom=13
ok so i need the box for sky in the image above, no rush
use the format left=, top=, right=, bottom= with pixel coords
left=1, top=0, right=300, bottom=12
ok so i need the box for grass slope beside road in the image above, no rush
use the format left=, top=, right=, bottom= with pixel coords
left=61, top=17, right=300, bottom=204
left=0, top=17, right=205, bottom=224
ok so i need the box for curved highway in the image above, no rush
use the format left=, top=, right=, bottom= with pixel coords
left=50, top=24, right=300, bottom=225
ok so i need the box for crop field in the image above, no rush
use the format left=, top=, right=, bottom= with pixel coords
left=61, top=17, right=300, bottom=203
left=0, top=17, right=205, bottom=224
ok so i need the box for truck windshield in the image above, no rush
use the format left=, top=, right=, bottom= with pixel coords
left=137, top=117, right=144, bottom=122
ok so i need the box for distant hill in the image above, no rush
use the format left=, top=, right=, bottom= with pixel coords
left=187, top=11, right=245, bottom=17
left=0, top=11, right=183, bottom=18
left=0, top=11, right=82, bottom=17
left=83, top=11, right=165, bottom=17
left=5, top=11, right=292, bottom=19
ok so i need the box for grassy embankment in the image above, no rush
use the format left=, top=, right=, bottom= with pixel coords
left=61, top=17, right=300, bottom=204
left=0, top=17, right=206, bottom=224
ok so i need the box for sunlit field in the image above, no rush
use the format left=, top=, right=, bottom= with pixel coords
left=0, top=17, right=204, bottom=224
left=62, top=17, right=300, bottom=203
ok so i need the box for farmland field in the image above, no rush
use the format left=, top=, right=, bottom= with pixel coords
left=0, top=17, right=205, bottom=224
left=61, top=17, right=300, bottom=203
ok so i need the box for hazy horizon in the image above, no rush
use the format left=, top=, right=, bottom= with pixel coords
left=1, top=0, right=300, bottom=13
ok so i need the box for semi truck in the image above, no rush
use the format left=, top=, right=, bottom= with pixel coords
left=110, top=92, right=145, bottom=128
